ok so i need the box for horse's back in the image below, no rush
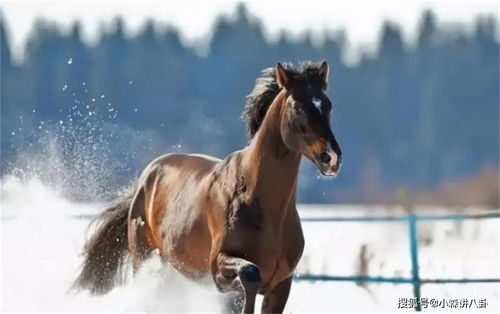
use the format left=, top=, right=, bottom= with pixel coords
left=144, top=153, right=220, bottom=178
left=141, top=152, right=221, bottom=225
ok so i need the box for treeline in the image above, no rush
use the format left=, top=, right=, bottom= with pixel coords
left=1, top=5, right=498, bottom=203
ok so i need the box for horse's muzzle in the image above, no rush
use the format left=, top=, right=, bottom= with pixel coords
left=316, top=150, right=342, bottom=176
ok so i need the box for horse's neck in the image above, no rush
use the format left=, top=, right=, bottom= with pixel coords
left=242, top=91, right=301, bottom=214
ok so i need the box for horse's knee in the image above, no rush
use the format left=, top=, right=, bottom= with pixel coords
left=214, top=272, right=239, bottom=292
left=239, top=264, right=261, bottom=283
left=211, top=253, right=261, bottom=314
left=211, top=253, right=261, bottom=292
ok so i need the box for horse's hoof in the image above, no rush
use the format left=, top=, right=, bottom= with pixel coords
left=240, top=264, right=261, bottom=283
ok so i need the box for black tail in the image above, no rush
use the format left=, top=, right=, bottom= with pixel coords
left=72, top=191, right=134, bottom=294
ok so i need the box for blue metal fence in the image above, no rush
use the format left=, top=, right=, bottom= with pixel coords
left=294, top=211, right=500, bottom=311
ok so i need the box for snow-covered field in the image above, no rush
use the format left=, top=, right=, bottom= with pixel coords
left=1, top=176, right=499, bottom=312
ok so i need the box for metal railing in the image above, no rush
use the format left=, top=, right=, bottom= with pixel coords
left=294, top=211, right=500, bottom=311
left=31, top=209, right=499, bottom=311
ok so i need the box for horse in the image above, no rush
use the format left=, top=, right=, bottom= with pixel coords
left=73, top=60, right=342, bottom=313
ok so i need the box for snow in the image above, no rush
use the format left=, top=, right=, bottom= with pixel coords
left=1, top=176, right=499, bottom=312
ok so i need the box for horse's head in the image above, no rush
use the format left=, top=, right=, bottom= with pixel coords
left=277, top=61, right=342, bottom=176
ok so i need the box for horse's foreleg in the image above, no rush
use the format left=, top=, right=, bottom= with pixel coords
left=219, top=291, right=244, bottom=314
left=212, top=252, right=261, bottom=314
left=260, top=276, right=292, bottom=314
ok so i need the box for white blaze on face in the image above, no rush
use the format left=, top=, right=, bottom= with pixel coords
left=312, top=97, right=322, bottom=114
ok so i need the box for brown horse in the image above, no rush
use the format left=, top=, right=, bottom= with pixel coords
left=73, top=61, right=342, bottom=313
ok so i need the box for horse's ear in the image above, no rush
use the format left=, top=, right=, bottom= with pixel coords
left=318, top=60, right=329, bottom=87
left=276, top=63, right=290, bottom=89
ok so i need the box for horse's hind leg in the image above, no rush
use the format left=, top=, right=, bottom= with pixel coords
left=128, top=187, right=154, bottom=272
left=212, top=252, right=261, bottom=314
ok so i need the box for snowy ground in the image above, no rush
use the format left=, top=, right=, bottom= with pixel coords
left=1, top=176, right=499, bottom=312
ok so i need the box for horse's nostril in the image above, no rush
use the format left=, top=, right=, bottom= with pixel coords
left=319, top=152, right=331, bottom=164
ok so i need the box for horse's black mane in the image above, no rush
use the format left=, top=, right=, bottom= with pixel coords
left=242, top=61, right=326, bottom=138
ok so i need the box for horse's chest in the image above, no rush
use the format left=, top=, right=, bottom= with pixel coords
left=258, top=224, right=301, bottom=287
left=224, top=203, right=301, bottom=286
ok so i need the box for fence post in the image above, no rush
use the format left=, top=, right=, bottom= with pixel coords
left=408, top=214, right=422, bottom=311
